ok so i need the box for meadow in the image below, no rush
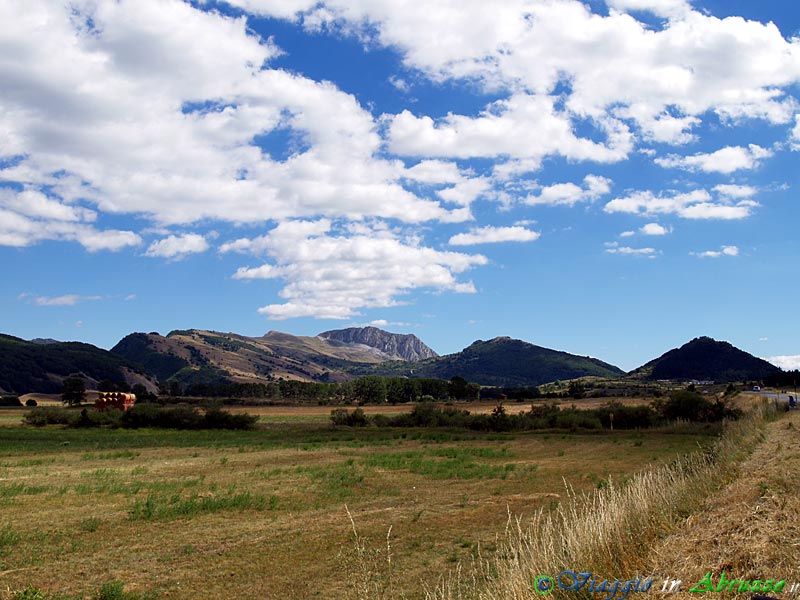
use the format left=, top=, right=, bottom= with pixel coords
left=0, top=404, right=722, bottom=599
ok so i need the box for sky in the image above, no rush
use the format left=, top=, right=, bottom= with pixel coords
left=1, top=0, right=799, bottom=372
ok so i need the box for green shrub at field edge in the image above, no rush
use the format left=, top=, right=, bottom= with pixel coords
left=23, top=405, right=257, bottom=430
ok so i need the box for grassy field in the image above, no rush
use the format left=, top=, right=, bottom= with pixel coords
left=0, top=405, right=719, bottom=599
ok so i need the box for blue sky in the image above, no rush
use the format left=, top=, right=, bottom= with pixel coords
left=2, top=0, right=799, bottom=372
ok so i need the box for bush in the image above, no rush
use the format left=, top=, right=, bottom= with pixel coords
left=595, top=402, right=657, bottom=429
left=0, top=395, right=22, bottom=407
left=656, top=391, right=708, bottom=421
left=25, top=404, right=256, bottom=430
left=202, top=407, right=258, bottom=430
left=654, top=391, right=740, bottom=422
left=25, top=399, right=38, bottom=407
left=76, top=408, right=122, bottom=428
left=330, top=407, right=369, bottom=427
left=24, top=407, right=77, bottom=427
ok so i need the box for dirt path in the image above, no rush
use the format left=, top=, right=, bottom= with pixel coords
left=646, top=409, right=800, bottom=592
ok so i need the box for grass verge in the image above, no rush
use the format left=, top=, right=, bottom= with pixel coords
left=423, top=405, right=775, bottom=600
left=336, top=404, right=775, bottom=600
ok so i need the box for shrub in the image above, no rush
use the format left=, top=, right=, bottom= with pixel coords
left=25, top=404, right=256, bottom=430
left=330, top=407, right=369, bottom=427
left=24, top=407, right=76, bottom=427
left=655, top=391, right=739, bottom=422
left=201, top=407, right=258, bottom=430
left=595, top=402, right=658, bottom=429
left=76, top=408, right=122, bottom=428
left=0, top=395, right=22, bottom=407
left=120, top=404, right=202, bottom=429
left=25, top=399, right=38, bottom=407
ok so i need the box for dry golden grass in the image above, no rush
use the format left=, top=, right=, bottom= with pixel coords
left=646, top=407, right=800, bottom=595
left=420, top=405, right=779, bottom=600
left=0, top=415, right=707, bottom=599
left=226, top=398, right=653, bottom=418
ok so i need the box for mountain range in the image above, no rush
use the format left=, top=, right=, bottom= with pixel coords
left=0, top=327, right=785, bottom=395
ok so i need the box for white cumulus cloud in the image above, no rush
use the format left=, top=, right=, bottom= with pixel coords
left=449, top=225, right=540, bottom=246
left=605, top=188, right=758, bottom=220
left=145, top=234, right=209, bottom=259
left=230, top=220, right=488, bottom=319
left=524, top=175, right=612, bottom=207
left=655, top=145, right=773, bottom=174
left=690, top=245, right=740, bottom=258
left=768, top=355, right=800, bottom=371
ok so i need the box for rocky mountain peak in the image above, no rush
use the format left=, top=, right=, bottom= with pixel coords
left=318, top=327, right=438, bottom=362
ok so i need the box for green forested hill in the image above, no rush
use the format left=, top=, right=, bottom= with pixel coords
left=634, top=336, right=780, bottom=382
left=0, top=334, right=147, bottom=394
left=357, top=336, right=625, bottom=386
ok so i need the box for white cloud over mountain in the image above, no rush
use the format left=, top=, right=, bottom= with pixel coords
left=230, top=220, right=487, bottom=319
left=1, top=0, right=799, bottom=321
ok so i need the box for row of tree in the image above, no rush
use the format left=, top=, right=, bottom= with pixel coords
left=181, top=375, right=481, bottom=404
left=60, top=375, right=483, bottom=405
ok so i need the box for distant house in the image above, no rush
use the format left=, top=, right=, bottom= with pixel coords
left=95, top=392, right=136, bottom=411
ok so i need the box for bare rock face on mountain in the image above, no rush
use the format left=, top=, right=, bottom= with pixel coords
left=318, top=327, right=438, bottom=362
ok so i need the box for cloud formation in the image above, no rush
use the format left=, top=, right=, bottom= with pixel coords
left=230, top=220, right=487, bottom=319
left=18, top=293, right=105, bottom=307
left=2, top=0, right=799, bottom=321
left=768, top=355, right=800, bottom=371
left=604, top=188, right=758, bottom=220
left=145, top=234, right=210, bottom=259
left=448, top=226, right=540, bottom=246
left=690, top=245, right=740, bottom=258
left=655, top=145, right=773, bottom=174
left=604, top=243, right=659, bottom=257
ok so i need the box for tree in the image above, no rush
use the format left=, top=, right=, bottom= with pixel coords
left=568, top=380, right=586, bottom=399
left=61, top=377, right=86, bottom=406
left=353, top=376, right=387, bottom=404
left=131, top=383, right=157, bottom=403
left=386, top=377, right=418, bottom=404
left=465, top=382, right=481, bottom=402
left=448, top=376, right=468, bottom=400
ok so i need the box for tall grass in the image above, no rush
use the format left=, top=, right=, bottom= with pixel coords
left=423, top=407, right=773, bottom=600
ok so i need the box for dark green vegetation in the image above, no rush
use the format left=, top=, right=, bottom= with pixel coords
left=24, top=405, right=258, bottom=430
left=0, top=334, right=150, bottom=395
left=110, top=333, right=191, bottom=382
left=764, top=368, right=800, bottom=388
left=331, top=391, right=740, bottom=432
left=357, top=336, right=625, bottom=386
left=1, top=395, right=23, bottom=407
left=60, top=377, right=86, bottom=406
left=633, top=336, right=780, bottom=382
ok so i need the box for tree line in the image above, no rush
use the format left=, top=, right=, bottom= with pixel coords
left=166, top=375, right=481, bottom=404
